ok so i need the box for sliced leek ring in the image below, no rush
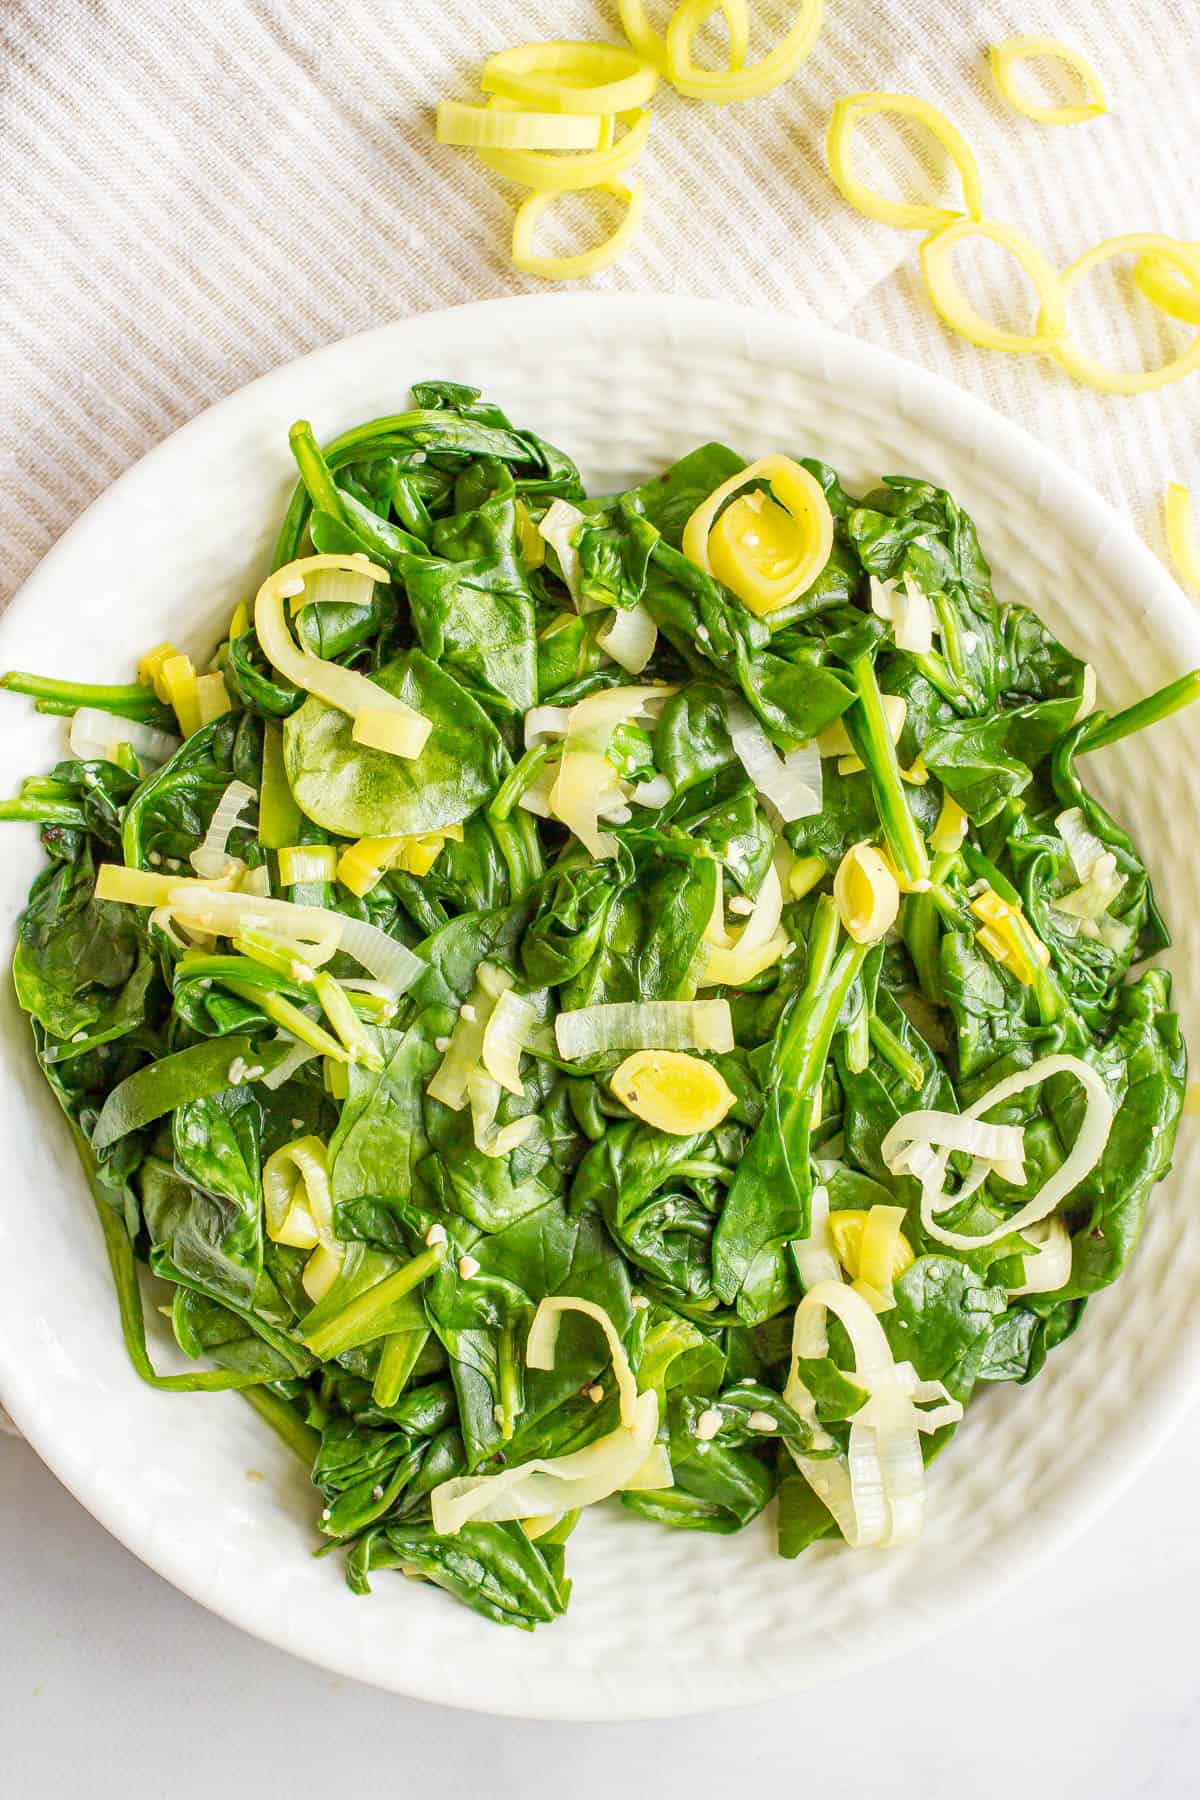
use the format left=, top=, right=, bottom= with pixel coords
left=920, top=217, right=1066, bottom=354
left=666, top=0, right=822, bottom=103
left=618, top=0, right=749, bottom=77
left=989, top=36, right=1108, bottom=126
left=482, top=40, right=659, bottom=115
left=1166, top=484, right=1200, bottom=595
left=833, top=842, right=899, bottom=945
left=511, top=179, right=646, bottom=282
left=435, top=101, right=605, bottom=151
left=255, top=556, right=431, bottom=758
left=1135, top=246, right=1200, bottom=327
left=611, top=1049, right=736, bottom=1135
left=682, top=455, right=834, bottom=614
left=827, top=92, right=983, bottom=232
left=481, top=105, right=651, bottom=194
left=1044, top=235, right=1200, bottom=396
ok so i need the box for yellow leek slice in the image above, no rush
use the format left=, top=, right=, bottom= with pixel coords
left=833, top=842, right=899, bottom=944
left=511, top=179, right=646, bottom=282
left=930, top=790, right=968, bottom=854
left=971, top=887, right=1050, bottom=985
left=526, top=1296, right=639, bottom=1428
left=227, top=602, right=250, bottom=642
left=817, top=693, right=905, bottom=759
left=1166, top=483, right=1200, bottom=595
left=138, top=641, right=181, bottom=701
left=481, top=106, right=651, bottom=195
left=195, top=671, right=232, bottom=725
left=827, top=92, right=983, bottom=232
left=785, top=852, right=826, bottom=899
left=255, top=556, right=431, bottom=759
left=700, top=931, right=789, bottom=986
left=1135, top=246, right=1200, bottom=327
left=682, top=455, right=834, bottom=615
left=666, top=0, right=823, bottom=103
left=611, top=1049, right=735, bottom=1135
left=160, top=653, right=203, bottom=737
left=515, top=499, right=546, bottom=564
left=1045, top=235, right=1200, bottom=396
left=618, top=0, right=748, bottom=77
left=95, top=865, right=179, bottom=908
left=829, top=1207, right=914, bottom=1283
left=482, top=41, right=659, bottom=115
left=920, top=217, right=1066, bottom=353
left=277, top=844, right=339, bottom=887
left=436, top=101, right=606, bottom=152
left=989, top=36, right=1108, bottom=126
left=263, top=1135, right=332, bottom=1250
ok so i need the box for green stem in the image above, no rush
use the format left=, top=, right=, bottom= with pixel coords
left=902, top=890, right=944, bottom=1005
left=240, top=1384, right=321, bottom=1463
left=490, top=742, right=555, bottom=823
left=497, top=1326, right=521, bottom=1443
left=1080, top=670, right=1200, bottom=754
left=960, top=843, right=1022, bottom=907
left=845, top=654, right=929, bottom=885
left=868, top=1012, right=924, bottom=1089
left=0, top=671, right=167, bottom=723
left=288, top=420, right=345, bottom=520
left=844, top=1001, right=870, bottom=1073
left=491, top=809, right=544, bottom=898
left=0, top=798, right=87, bottom=825
left=223, top=981, right=348, bottom=1061
left=302, top=1246, right=445, bottom=1361
left=372, top=1329, right=430, bottom=1408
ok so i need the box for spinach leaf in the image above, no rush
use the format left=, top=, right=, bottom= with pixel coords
left=284, top=649, right=508, bottom=837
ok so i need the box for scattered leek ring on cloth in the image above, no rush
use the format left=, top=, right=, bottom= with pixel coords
left=481, top=40, right=660, bottom=114
left=665, top=0, right=823, bottom=103
left=435, top=101, right=607, bottom=151
left=920, top=217, right=1067, bottom=354
left=988, top=36, right=1108, bottom=126
left=480, top=106, right=652, bottom=194
left=1135, top=245, right=1200, bottom=327
left=1166, top=483, right=1200, bottom=594
left=683, top=456, right=834, bottom=614
left=1044, top=235, right=1200, bottom=396
left=881, top=1052, right=1114, bottom=1251
left=826, top=92, right=984, bottom=232
left=618, top=0, right=749, bottom=78
left=255, top=556, right=431, bottom=758
left=611, top=1048, right=736, bottom=1134
left=511, top=179, right=646, bottom=282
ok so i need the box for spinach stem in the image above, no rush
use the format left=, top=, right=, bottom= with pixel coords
left=372, top=1328, right=430, bottom=1409
left=0, top=670, right=165, bottom=722
left=867, top=1012, right=925, bottom=1089
left=302, top=1245, right=446, bottom=1360
left=0, top=798, right=87, bottom=825
left=845, top=654, right=929, bottom=885
left=497, top=1326, right=521, bottom=1442
left=1080, top=669, right=1200, bottom=754
left=240, top=1385, right=321, bottom=1464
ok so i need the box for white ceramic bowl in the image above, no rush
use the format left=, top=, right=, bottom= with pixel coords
left=1, top=295, right=1197, bottom=1720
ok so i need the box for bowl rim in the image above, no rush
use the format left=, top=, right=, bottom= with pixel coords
left=1, top=291, right=1197, bottom=1720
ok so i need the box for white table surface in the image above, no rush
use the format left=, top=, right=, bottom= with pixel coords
left=3, top=1410, right=1197, bottom=1796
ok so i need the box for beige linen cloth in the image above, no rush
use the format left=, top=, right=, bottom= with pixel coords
left=2, top=0, right=1198, bottom=600
left=0, top=0, right=1196, bottom=1431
